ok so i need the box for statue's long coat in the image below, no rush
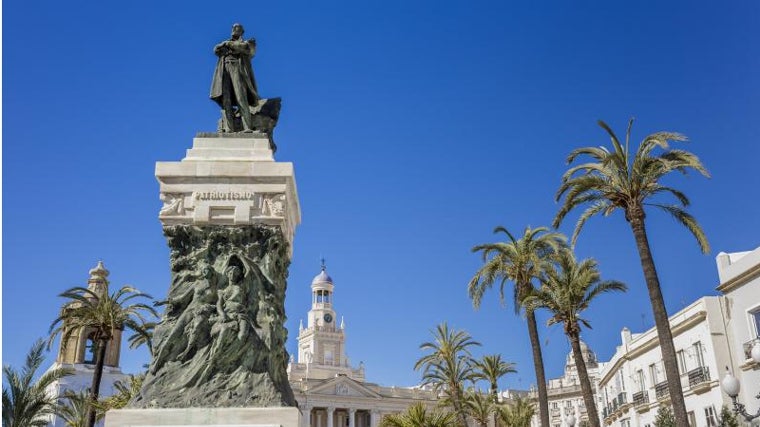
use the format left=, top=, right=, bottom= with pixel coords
left=209, top=39, right=259, bottom=108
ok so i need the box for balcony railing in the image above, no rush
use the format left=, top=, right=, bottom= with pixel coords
left=655, top=381, right=669, bottom=400
left=550, top=408, right=561, bottom=418
left=687, top=366, right=710, bottom=387
left=632, top=390, right=649, bottom=407
left=743, top=338, right=760, bottom=360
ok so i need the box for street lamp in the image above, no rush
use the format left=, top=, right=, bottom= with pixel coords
left=720, top=341, right=760, bottom=422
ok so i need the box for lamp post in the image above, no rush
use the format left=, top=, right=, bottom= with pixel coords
left=721, top=340, right=760, bottom=422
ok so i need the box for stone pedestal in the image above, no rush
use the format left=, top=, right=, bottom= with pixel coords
left=156, top=133, right=300, bottom=248
left=111, top=133, right=301, bottom=424
left=105, top=406, right=301, bottom=427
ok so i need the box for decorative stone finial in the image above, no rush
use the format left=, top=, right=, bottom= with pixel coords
left=88, top=260, right=110, bottom=281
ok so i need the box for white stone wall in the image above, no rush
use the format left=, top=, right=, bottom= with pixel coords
left=45, top=363, right=128, bottom=427
left=717, top=247, right=760, bottom=422
left=597, top=297, right=735, bottom=427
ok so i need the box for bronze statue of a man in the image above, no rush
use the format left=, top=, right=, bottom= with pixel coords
left=210, top=23, right=259, bottom=133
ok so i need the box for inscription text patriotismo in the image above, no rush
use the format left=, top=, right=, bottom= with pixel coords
left=194, top=191, right=255, bottom=200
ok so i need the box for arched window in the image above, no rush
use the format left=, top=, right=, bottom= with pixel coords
left=84, top=334, right=98, bottom=364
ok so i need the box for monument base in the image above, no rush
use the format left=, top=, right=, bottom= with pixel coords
left=105, top=406, right=301, bottom=427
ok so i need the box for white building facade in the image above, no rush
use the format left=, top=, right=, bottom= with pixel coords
left=528, top=342, right=603, bottom=427
left=598, top=297, right=733, bottom=427
left=716, top=247, right=760, bottom=423
left=287, top=265, right=438, bottom=427
left=597, top=246, right=760, bottom=427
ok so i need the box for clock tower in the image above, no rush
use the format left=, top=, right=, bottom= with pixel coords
left=289, top=262, right=365, bottom=381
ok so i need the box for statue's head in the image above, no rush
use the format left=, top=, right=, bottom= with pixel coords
left=225, top=265, right=242, bottom=284
left=231, top=23, right=244, bottom=38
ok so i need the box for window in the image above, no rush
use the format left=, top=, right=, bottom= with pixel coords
left=688, top=411, right=697, bottom=427
left=636, top=369, right=646, bottom=392
left=649, top=363, right=658, bottom=384
left=620, top=419, right=630, bottom=427
left=693, top=342, right=705, bottom=368
left=552, top=402, right=559, bottom=409
left=84, top=334, right=99, bottom=364
left=677, top=350, right=687, bottom=374
left=751, top=309, right=760, bottom=337
left=704, top=406, right=717, bottom=427
left=616, top=370, right=626, bottom=391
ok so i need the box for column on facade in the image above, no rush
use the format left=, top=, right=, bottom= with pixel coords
left=303, top=405, right=311, bottom=427
left=348, top=409, right=356, bottom=427
left=327, top=407, right=335, bottom=427
left=369, top=410, right=379, bottom=427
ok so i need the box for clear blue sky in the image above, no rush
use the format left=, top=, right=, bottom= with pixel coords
left=3, top=1, right=759, bottom=393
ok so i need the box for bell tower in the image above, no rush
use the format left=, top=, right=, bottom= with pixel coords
left=288, top=262, right=364, bottom=381
left=57, top=261, right=122, bottom=367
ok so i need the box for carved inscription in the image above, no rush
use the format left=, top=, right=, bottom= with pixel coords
left=193, top=191, right=255, bottom=201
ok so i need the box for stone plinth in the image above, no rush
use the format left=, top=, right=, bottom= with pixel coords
left=127, top=133, right=301, bottom=412
left=105, top=407, right=301, bottom=427
left=156, top=133, right=300, bottom=250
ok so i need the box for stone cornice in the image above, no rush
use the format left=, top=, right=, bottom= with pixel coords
left=599, top=310, right=707, bottom=385
left=716, top=262, right=760, bottom=294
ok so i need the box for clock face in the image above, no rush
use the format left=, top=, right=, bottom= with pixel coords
left=323, top=313, right=333, bottom=323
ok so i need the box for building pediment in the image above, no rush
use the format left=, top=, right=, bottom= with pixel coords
left=306, top=376, right=382, bottom=399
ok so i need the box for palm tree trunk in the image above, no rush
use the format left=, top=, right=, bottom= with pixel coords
left=453, top=386, right=469, bottom=427
left=490, top=384, right=499, bottom=427
left=526, top=309, right=550, bottom=427
left=629, top=216, right=689, bottom=427
left=87, top=338, right=108, bottom=427
left=567, top=328, right=600, bottom=427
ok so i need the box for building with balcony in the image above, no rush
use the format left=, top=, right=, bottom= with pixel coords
left=598, top=297, right=736, bottom=427
left=595, top=247, right=760, bottom=427
left=716, top=247, right=760, bottom=421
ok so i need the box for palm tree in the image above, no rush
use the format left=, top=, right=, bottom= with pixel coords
left=49, top=285, right=157, bottom=427
left=524, top=251, right=626, bottom=427
left=415, top=323, right=481, bottom=427
left=464, top=391, right=495, bottom=427
left=554, top=119, right=709, bottom=427
left=100, top=373, right=145, bottom=411
left=380, top=403, right=457, bottom=427
left=127, top=321, right=156, bottom=356
left=499, top=395, right=535, bottom=427
left=2, top=339, right=73, bottom=427
left=473, top=354, right=516, bottom=402
left=57, top=389, right=105, bottom=427
left=473, top=354, right=516, bottom=427
left=468, top=226, right=566, bottom=427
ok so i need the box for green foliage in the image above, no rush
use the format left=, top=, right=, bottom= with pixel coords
left=468, top=226, right=567, bottom=312
left=523, top=250, right=627, bottom=334
left=464, top=391, right=496, bottom=427
left=472, top=354, right=516, bottom=401
left=57, top=389, right=104, bottom=427
left=654, top=406, right=676, bottom=427
left=414, top=323, right=481, bottom=427
left=2, top=339, right=73, bottom=427
left=101, top=373, right=145, bottom=411
left=554, top=118, right=710, bottom=251
left=718, top=405, right=739, bottom=427
left=379, top=403, right=457, bottom=427
left=498, top=396, right=535, bottom=427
